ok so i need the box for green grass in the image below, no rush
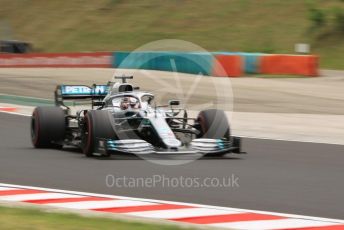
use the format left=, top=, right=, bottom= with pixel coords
left=0, top=205, right=192, bottom=230
left=0, top=0, right=344, bottom=68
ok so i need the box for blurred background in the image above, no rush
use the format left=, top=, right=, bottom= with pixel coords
left=1, top=0, right=344, bottom=69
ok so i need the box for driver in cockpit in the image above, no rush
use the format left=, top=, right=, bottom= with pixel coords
left=120, top=97, right=140, bottom=110
left=120, top=97, right=130, bottom=110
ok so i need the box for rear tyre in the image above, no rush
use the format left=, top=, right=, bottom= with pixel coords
left=82, top=110, right=117, bottom=157
left=31, top=107, right=66, bottom=148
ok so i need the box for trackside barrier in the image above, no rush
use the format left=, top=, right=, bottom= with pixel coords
left=240, top=53, right=262, bottom=74
left=113, top=51, right=214, bottom=76
left=0, top=51, right=319, bottom=77
left=260, top=54, right=319, bottom=76
left=212, top=54, right=243, bottom=77
left=213, top=52, right=262, bottom=74
left=0, top=52, right=112, bottom=68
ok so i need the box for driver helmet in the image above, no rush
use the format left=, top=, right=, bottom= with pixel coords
left=120, top=97, right=130, bottom=110
left=129, top=97, right=140, bottom=109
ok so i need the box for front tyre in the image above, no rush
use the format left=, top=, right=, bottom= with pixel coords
left=197, top=109, right=231, bottom=156
left=197, top=109, right=230, bottom=140
left=82, top=110, right=117, bottom=157
left=31, top=107, right=66, bottom=148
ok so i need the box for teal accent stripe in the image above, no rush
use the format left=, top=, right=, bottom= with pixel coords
left=113, top=51, right=214, bottom=76
left=0, top=94, right=73, bottom=107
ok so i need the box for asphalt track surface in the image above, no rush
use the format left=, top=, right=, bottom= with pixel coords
left=1, top=112, right=343, bottom=219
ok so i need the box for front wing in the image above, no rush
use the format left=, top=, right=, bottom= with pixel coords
left=96, top=137, right=245, bottom=156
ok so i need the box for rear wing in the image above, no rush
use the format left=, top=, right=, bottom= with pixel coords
left=54, top=85, right=109, bottom=107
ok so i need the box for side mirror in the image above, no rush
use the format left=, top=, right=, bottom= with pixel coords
left=169, top=100, right=180, bottom=106
left=93, top=101, right=105, bottom=107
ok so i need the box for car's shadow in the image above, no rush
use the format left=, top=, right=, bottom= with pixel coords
left=97, top=152, right=243, bottom=161
left=96, top=155, right=243, bottom=161
left=28, top=146, right=244, bottom=161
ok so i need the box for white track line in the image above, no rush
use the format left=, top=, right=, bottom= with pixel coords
left=0, top=183, right=343, bottom=224
left=127, top=207, right=241, bottom=219
left=237, top=134, right=344, bottom=146
left=0, top=187, right=22, bottom=191
left=49, top=200, right=157, bottom=210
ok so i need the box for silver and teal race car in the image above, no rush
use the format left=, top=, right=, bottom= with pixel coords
left=30, top=75, right=244, bottom=158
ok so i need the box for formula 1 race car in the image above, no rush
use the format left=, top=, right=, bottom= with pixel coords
left=30, top=75, right=244, bottom=157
